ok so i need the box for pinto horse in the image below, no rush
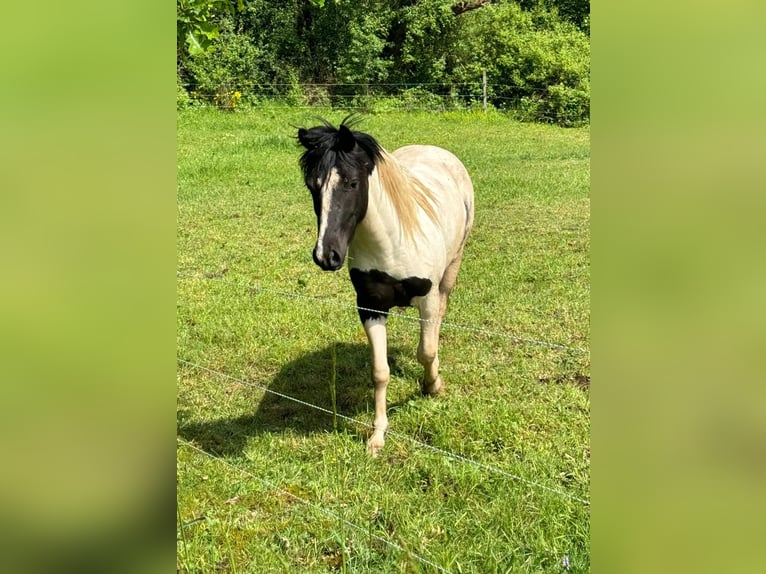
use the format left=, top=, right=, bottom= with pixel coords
left=297, top=117, right=474, bottom=455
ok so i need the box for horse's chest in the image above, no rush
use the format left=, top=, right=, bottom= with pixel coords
left=349, top=268, right=432, bottom=322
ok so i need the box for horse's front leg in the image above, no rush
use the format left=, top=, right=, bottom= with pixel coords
left=363, top=317, right=389, bottom=456
left=417, top=294, right=444, bottom=396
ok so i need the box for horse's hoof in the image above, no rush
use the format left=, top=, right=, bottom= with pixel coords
left=421, top=376, right=445, bottom=397
left=366, top=436, right=384, bottom=457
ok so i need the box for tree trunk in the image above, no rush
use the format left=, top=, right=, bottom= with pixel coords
left=451, top=0, right=493, bottom=16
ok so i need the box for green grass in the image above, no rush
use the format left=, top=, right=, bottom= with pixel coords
left=177, top=108, right=590, bottom=573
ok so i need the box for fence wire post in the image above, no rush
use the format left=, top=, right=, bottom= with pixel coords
left=482, top=70, right=487, bottom=112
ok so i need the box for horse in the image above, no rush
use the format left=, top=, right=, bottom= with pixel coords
left=297, top=117, right=474, bottom=455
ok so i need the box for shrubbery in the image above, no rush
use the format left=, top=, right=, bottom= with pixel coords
left=452, top=3, right=589, bottom=125
left=178, top=0, right=590, bottom=125
left=177, top=75, right=192, bottom=110
left=182, top=19, right=264, bottom=107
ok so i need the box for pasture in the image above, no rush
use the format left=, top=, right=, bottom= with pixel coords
left=177, top=108, right=590, bottom=573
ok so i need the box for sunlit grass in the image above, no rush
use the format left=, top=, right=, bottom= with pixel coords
left=177, top=108, right=590, bottom=573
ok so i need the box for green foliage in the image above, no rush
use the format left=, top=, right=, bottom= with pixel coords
left=394, top=86, right=455, bottom=109
left=517, top=0, right=590, bottom=32
left=519, top=81, right=590, bottom=127
left=453, top=3, right=590, bottom=124
left=305, top=0, right=395, bottom=84
left=393, top=0, right=458, bottom=84
left=333, top=8, right=394, bottom=84
left=238, top=0, right=310, bottom=86
left=177, top=76, right=192, bottom=110
left=184, top=18, right=264, bottom=105
left=179, top=0, right=590, bottom=125
left=177, top=0, right=243, bottom=60
left=551, top=0, right=590, bottom=33
left=352, top=87, right=461, bottom=113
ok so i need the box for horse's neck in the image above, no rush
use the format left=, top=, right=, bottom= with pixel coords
left=353, top=170, right=397, bottom=252
left=349, top=160, right=448, bottom=279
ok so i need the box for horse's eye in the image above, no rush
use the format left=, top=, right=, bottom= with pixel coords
left=341, top=177, right=357, bottom=191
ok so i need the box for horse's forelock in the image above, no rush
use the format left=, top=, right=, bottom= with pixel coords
left=352, top=132, right=383, bottom=168
left=299, top=126, right=335, bottom=181
left=300, top=145, right=336, bottom=184
left=299, top=122, right=383, bottom=182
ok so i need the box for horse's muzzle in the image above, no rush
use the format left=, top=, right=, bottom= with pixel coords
left=313, top=245, right=344, bottom=271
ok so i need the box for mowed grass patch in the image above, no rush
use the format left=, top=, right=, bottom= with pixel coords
left=177, top=108, right=590, bottom=573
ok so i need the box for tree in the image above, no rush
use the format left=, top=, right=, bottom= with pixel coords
left=516, top=0, right=590, bottom=32
left=452, top=0, right=495, bottom=16
left=179, top=0, right=590, bottom=124
left=177, top=0, right=243, bottom=62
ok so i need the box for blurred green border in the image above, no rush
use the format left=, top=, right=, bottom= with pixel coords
left=594, top=2, right=766, bottom=572
left=0, top=3, right=175, bottom=573
left=2, top=1, right=764, bottom=572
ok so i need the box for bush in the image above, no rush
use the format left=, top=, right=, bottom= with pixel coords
left=397, top=87, right=451, bottom=110
left=452, top=3, right=590, bottom=125
left=184, top=19, right=266, bottom=105
left=177, top=76, right=192, bottom=110
left=540, top=82, right=589, bottom=126
left=177, top=1, right=589, bottom=125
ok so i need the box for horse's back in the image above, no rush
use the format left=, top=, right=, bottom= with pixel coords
left=392, top=144, right=473, bottom=203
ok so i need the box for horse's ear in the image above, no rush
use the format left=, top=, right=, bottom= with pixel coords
left=297, top=128, right=311, bottom=149
left=337, top=124, right=356, bottom=153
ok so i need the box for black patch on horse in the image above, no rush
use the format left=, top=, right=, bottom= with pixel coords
left=349, top=268, right=432, bottom=323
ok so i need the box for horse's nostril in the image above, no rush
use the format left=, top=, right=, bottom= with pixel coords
left=312, top=245, right=342, bottom=270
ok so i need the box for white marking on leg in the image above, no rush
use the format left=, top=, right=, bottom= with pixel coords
left=315, top=167, right=340, bottom=260
left=417, top=296, right=444, bottom=395
left=364, top=317, right=389, bottom=456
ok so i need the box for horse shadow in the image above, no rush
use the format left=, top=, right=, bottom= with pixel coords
left=178, top=343, right=421, bottom=457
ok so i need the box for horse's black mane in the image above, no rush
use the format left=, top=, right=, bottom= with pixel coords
left=298, top=115, right=383, bottom=182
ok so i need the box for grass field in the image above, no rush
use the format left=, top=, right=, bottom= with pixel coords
left=177, top=107, right=590, bottom=573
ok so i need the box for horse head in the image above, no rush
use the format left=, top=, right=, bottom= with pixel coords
left=298, top=117, right=382, bottom=271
